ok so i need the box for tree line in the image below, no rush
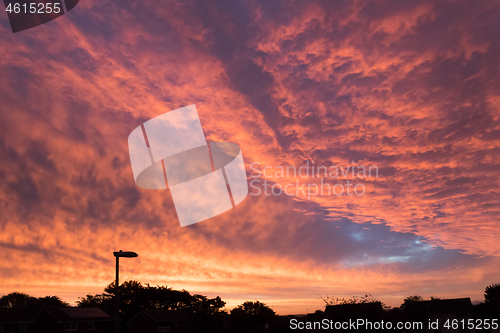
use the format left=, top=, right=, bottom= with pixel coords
left=0, top=280, right=276, bottom=323
left=2, top=281, right=500, bottom=318
left=322, top=283, right=500, bottom=311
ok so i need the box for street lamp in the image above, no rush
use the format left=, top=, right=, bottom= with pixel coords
left=113, top=250, right=138, bottom=333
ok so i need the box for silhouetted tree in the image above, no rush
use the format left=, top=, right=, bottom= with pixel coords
left=78, top=280, right=226, bottom=322
left=485, top=283, right=500, bottom=310
left=323, top=294, right=391, bottom=310
left=76, top=293, right=112, bottom=308
left=231, top=301, right=276, bottom=318
left=36, top=296, right=69, bottom=307
left=0, top=293, right=68, bottom=308
left=0, top=292, right=37, bottom=308
left=323, top=294, right=376, bottom=306
left=190, top=294, right=226, bottom=314
left=229, top=301, right=275, bottom=333
left=400, top=295, right=425, bottom=310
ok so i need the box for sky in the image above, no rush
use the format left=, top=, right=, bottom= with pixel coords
left=0, top=0, right=499, bottom=315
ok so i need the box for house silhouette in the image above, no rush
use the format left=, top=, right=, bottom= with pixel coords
left=128, top=310, right=190, bottom=333
left=404, top=298, right=475, bottom=332
left=34, top=307, right=114, bottom=333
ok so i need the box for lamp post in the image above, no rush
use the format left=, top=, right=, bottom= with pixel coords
left=113, top=250, right=138, bottom=333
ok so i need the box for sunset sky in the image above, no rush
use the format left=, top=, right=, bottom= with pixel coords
left=0, top=0, right=499, bottom=315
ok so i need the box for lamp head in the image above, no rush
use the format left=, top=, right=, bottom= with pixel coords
left=113, top=250, right=138, bottom=258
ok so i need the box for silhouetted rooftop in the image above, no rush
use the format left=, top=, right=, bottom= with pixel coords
left=36, top=307, right=112, bottom=322
left=405, top=298, right=473, bottom=315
